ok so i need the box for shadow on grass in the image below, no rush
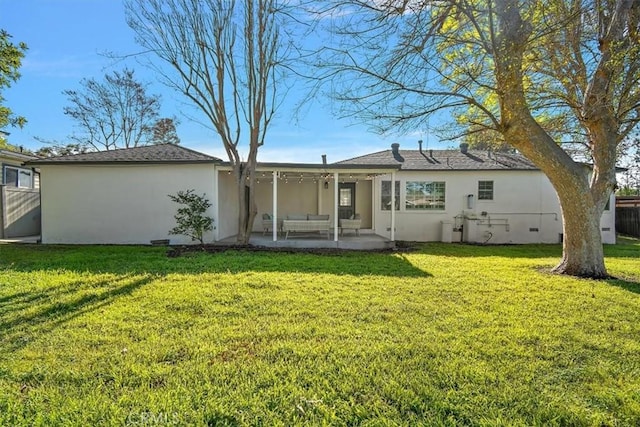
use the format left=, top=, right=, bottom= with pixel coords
left=411, top=241, right=640, bottom=260
left=605, top=277, right=640, bottom=294
left=182, top=250, right=432, bottom=278
left=0, top=274, right=155, bottom=353
left=412, top=243, right=565, bottom=259
left=0, top=244, right=431, bottom=278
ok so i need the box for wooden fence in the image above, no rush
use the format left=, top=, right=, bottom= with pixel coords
left=616, top=207, right=640, bottom=238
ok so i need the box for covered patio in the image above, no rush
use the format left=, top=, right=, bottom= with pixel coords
left=215, top=162, right=401, bottom=249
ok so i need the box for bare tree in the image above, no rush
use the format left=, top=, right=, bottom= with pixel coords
left=64, top=68, right=161, bottom=151
left=313, top=0, right=640, bottom=278
left=125, top=0, right=292, bottom=245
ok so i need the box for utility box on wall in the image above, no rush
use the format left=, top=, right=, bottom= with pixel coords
left=462, top=216, right=479, bottom=243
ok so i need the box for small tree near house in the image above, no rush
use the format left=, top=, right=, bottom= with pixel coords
left=168, top=190, right=214, bottom=245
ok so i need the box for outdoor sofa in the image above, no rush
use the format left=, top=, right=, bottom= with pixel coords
left=282, top=214, right=331, bottom=240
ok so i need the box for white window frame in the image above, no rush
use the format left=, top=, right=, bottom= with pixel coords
left=478, top=180, right=494, bottom=201
left=381, top=180, right=400, bottom=211
left=3, top=165, right=33, bottom=189
left=405, top=181, right=446, bottom=211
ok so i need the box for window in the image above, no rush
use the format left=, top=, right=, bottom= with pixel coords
left=478, top=180, right=494, bottom=200
left=381, top=180, right=400, bottom=211
left=339, top=188, right=352, bottom=207
left=3, top=166, right=33, bottom=188
left=405, top=181, right=446, bottom=210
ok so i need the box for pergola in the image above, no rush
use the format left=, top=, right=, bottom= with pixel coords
left=216, top=161, right=401, bottom=242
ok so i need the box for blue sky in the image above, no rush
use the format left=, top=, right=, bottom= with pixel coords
left=1, top=0, right=448, bottom=162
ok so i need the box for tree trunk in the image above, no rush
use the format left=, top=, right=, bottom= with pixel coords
left=502, top=120, right=610, bottom=278
left=553, top=184, right=607, bottom=278
left=234, top=162, right=258, bottom=245
left=493, top=0, right=610, bottom=278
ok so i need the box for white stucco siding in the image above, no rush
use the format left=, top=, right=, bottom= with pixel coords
left=40, top=163, right=216, bottom=244
left=217, top=171, right=239, bottom=240
left=600, top=195, right=616, bottom=244
left=374, top=170, right=565, bottom=243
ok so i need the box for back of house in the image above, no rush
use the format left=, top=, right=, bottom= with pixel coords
left=26, top=142, right=616, bottom=245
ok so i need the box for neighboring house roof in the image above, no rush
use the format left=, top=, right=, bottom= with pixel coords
left=25, top=144, right=221, bottom=165
left=0, top=148, right=39, bottom=163
left=336, top=143, right=538, bottom=171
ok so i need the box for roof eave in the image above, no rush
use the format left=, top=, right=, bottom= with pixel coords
left=216, top=161, right=402, bottom=172
left=398, top=167, right=540, bottom=171
left=24, top=159, right=221, bottom=166
left=0, top=150, right=39, bottom=162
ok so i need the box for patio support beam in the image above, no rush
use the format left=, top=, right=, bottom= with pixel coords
left=391, top=171, right=396, bottom=241
left=272, top=170, right=278, bottom=242
left=317, top=179, right=323, bottom=214
left=213, top=167, right=219, bottom=242
left=334, top=172, right=339, bottom=241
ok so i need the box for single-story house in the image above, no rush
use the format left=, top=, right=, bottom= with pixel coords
left=25, top=142, right=616, bottom=246
left=1, top=148, right=41, bottom=238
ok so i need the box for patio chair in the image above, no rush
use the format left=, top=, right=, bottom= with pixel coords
left=262, top=213, right=276, bottom=235
left=339, top=213, right=362, bottom=236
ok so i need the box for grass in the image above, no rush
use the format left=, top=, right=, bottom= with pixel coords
left=0, top=240, right=639, bottom=426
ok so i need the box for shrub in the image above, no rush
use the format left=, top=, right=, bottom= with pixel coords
left=168, top=190, right=214, bottom=244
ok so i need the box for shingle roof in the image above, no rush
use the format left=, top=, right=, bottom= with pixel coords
left=25, top=144, right=220, bottom=165
left=336, top=147, right=538, bottom=171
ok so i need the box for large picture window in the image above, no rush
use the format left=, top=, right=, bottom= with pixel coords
left=3, top=166, right=33, bottom=188
left=381, top=180, right=400, bottom=211
left=478, top=180, right=494, bottom=200
left=405, top=181, right=445, bottom=210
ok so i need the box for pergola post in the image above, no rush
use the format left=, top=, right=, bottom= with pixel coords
left=272, top=170, right=278, bottom=242
left=213, top=167, right=220, bottom=242
left=334, top=172, right=339, bottom=241
left=391, top=171, right=396, bottom=241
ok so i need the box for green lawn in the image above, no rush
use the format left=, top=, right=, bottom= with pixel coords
left=0, top=240, right=639, bottom=426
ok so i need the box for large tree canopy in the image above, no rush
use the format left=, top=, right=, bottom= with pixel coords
left=126, top=0, right=297, bottom=244
left=315, top=0, right=640, bottom=277
left=0, top=29, right=28, bottom=141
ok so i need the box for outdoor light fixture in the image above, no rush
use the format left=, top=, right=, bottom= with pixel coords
left=324, top=181, right=329, bottom=189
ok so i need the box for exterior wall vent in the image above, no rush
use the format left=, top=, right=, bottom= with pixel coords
left=601, top=227, right=611, bottom=231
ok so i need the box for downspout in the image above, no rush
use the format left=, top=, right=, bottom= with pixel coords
left=334, top=172, right=339, bottom=241
left=391, top=171, right=396, bottom=241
